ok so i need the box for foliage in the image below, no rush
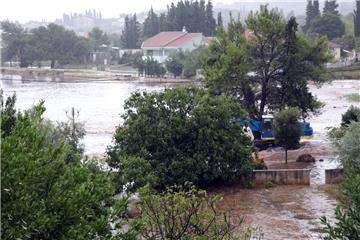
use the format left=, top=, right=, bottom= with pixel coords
left=136, top=185, right=244, bottom=239
left=341, top=105, right=360, bottom=127
left=160, top=0, right=216, bottom=36
left=165, top=55, right=183, bottom=78
left=322, top=122, right=360, bottom=239
left=121, top=14, right=141, bottom=49
left=310, top=13, right=345, bottom=40
left=0, top=21, right=91, bottom=68
left=88, top=27, right=110, bottom=51
left=323, top=0, right=339, bottom=16
left=272, top=108, right=302, bottom=163
left=0, top=91, right=17, bottom=137
left=202, top=7, right=330, bottom=118
left=136, top=57, right=166, bottom=77
left=332, top=35, right=356, bottom=50
left=0, top=97, right=126, bottom=239
left=304, top=0, right=320, bottom=32
left=107, top=86, right=253, bottom=190
left=355, top=0, right=360, bottom=37
left=201, top=16, right=252, bottom=113
left=143, top=7, right=160, bottom=38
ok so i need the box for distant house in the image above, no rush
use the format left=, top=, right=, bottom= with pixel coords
left=328, top=42, right=342, bottom=61
left=141, top=28, right=206, bottom=63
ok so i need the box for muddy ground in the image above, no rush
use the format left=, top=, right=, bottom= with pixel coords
left=214, top=80, right=360, bottom=239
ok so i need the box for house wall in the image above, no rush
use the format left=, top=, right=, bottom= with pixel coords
left=179, top=35, right=203, bottom=52
left=331, top=47, right=341, bottom=61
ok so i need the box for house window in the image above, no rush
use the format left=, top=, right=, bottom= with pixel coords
left=147, top=50, right=153, bottom=56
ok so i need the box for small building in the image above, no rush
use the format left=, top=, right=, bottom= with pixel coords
left=141, top=28, right=206, bottom=63
left=328, top=42, right=342, bottom=61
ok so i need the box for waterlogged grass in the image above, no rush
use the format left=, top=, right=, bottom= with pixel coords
left=344, top=93, right=360, bottom=102
left=318, top=184, right=345, bottom=202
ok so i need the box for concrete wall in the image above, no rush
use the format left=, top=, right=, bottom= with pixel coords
left=252, top=169, right=311, bottom=185
left=325, top=169, right=344, bottom=184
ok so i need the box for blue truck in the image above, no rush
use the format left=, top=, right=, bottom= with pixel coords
left=240, top=115, right=313, bottom=149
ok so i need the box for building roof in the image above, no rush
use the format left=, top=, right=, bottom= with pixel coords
left=244, top=31, right=255, bottom=40
left=328, top=42, right=342, bottom=49
left=142, top=31, right=202, bottom=48
left=203, top=37, right=213, bottom=45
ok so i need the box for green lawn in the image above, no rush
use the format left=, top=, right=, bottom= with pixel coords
left=344, top=93, right=360, bottom=102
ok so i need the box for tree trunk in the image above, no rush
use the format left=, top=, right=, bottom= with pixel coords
left=51, top=59, right=55, bottom=69
left=285, top=147, right=288, bottom=164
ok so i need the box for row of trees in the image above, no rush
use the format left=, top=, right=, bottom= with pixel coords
left=355, top=0, right=360, bottom=37
left=121, top=0, right=218, bottom=48
left=304, top=0, right=345, bottom=40
left=1, top=22, right=112, bottom=68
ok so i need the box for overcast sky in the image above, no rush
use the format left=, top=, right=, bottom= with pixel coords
left=0, top=0, right=237, bottom=23
left=1, top=0, right=354, bottom=23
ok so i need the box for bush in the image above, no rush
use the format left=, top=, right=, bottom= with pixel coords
left=341, top=105, right=360, bottom=127
left=107, top=86, right=253, bottom=190
left=136, top=185, right=247, bottom=239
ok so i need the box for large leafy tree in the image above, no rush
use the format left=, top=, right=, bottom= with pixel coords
left=88, top=27, right=110, bottom=51
left=107, top=86, right=253, bottom=190
left=202, top=7, right=330, bottom=118
left=1, top=97, right=128, bottom=239
left=310, top=13, right=345, bottom=40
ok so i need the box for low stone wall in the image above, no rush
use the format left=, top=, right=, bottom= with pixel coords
left=252, top=169, right=311, bottom=185
left=325, top=169, right=344, bottom=184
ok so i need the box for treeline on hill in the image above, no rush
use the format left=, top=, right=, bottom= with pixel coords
left=121, top=0, right=217, bottom=48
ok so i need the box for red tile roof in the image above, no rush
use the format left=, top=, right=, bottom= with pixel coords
left=142, top=31, right=202, bottom=48
left=203, top=37, right=213, bottom=45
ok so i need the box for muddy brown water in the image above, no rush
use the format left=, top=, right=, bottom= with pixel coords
left=2, top=77, right=359, bottom=239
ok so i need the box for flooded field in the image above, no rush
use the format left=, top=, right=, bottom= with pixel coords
left=2, top=76, right=359, bottom=238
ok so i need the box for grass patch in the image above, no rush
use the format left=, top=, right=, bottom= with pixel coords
left=344, top=93, right=360, bottom=102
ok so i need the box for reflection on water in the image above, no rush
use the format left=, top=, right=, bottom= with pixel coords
left=1, top=77, right=175, bottom=154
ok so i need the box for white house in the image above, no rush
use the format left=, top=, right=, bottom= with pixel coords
left=141, top=29, right=206, bottom=63
left=328, top=42, right=342, bottom=61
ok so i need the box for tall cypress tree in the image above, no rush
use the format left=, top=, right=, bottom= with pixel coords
left=143, top=7, right=160, bottom=38
left=121, top=14, right=140, bottom=49
left=313, top=0, right=321, bottom=18
left=217, top=12, right=223, bottom=29
left=205, top=0, right=216, bottom=36
left=304, top=0, right=314, bottom=32
left=323, top=0, right=339, bottom=16
left=355, top=0, right=360, bottom=37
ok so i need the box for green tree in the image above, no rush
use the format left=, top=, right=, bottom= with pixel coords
left=0, top=21, right=31, bottom=67
left=121, top=14, right=140, bottom=49
left=165, top=55, right=183, bottom=78
left=202, top=7, right=330, bottom=118
left=88, top=27, right=110, bottom=51
left=205, top=0, right=217, bottom=36
left=310, top=13, right=345, bottom=40
left=272, top=108, right=302, bottom=164
left=217, top=11, right=223, bottom=29
left=355, top=0, right=360, bottom=37
left=341, top=105, right=360, bottom=127
left=143, top=7, right=160, bottom=38
left=201, top=16, right=253, bottom=114
left=107, top=86, right=253, bottom=190
left=321, top=122, right=360, bottom=239
left=304, top=0, right=320, bottom=33
left=1, top=98, right=128, bottom=240
left=323, top=0, right=340, bottom=16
